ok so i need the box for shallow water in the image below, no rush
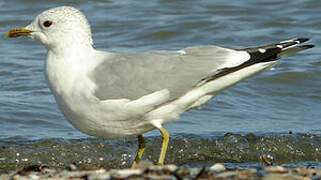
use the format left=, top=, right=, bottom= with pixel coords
left=0, top=0, right=320, bottom=171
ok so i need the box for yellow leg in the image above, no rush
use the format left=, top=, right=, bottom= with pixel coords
left=132, top=135, right=146, bottom=168
left=158, top=127, right=170, bottom=165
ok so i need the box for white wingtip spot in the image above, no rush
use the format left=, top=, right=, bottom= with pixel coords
left=280, top=39, right=295, bottom=43
left=276, top=45, right=283, bottom=48
left=258, top=48, right=266, bottom=53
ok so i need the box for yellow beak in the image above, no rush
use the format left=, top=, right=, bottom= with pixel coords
left=6, top=27, right=32, bottom=38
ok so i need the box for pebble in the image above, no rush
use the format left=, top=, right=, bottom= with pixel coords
left=210, top=163, right=226, bottom=172
left=0, top=164, right=321, bottom=180
left=261, top=154, right=274, bottom=166
left=109, top=169, right=143, bottom=179
left=265, top=165, right=288, bottom=173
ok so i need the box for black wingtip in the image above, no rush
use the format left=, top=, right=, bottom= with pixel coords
left=302, top=44, right=314, bottom=49
left=296, top=38, right=309, bottom=43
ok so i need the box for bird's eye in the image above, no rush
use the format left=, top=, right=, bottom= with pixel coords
left=43, top=21, right=52, bottom=28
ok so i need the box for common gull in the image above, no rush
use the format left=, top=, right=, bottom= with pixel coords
left=6, top=6, right=314, bottom=167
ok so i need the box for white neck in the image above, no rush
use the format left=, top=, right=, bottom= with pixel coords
left=46, top=36, right=94, bottom=58
left=44, top=45, right=94, bottom=97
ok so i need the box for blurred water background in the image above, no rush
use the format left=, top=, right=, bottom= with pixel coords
left=0, top=0, right=320, bottom=171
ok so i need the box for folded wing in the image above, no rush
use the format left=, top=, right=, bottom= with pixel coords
left=91, top=45, right=250, bottom=100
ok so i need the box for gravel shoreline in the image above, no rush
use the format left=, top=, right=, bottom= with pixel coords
left=1, top=163, right=320, bottom=180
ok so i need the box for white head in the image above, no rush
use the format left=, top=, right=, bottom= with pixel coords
left=7, top=6, right=93, bottom=52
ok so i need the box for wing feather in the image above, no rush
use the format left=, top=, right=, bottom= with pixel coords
left=90, top=45, right=250, bottom=100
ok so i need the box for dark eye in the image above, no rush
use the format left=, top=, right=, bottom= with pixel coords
left=43, top=21, right=52, bottom=27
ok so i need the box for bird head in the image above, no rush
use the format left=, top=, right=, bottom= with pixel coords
left=6, top=6, right=93, bottom=52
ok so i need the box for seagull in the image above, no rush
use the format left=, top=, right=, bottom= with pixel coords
left=6, top=6, right=314, bottom=168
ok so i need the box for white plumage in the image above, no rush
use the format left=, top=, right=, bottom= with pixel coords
left=6, top=6, right=313, bottom=167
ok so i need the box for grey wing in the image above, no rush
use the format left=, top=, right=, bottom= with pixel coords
left=90, top=45, right=250, bottom=101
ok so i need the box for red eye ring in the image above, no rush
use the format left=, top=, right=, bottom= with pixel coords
left=43, top=21, right=52, bottom=27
